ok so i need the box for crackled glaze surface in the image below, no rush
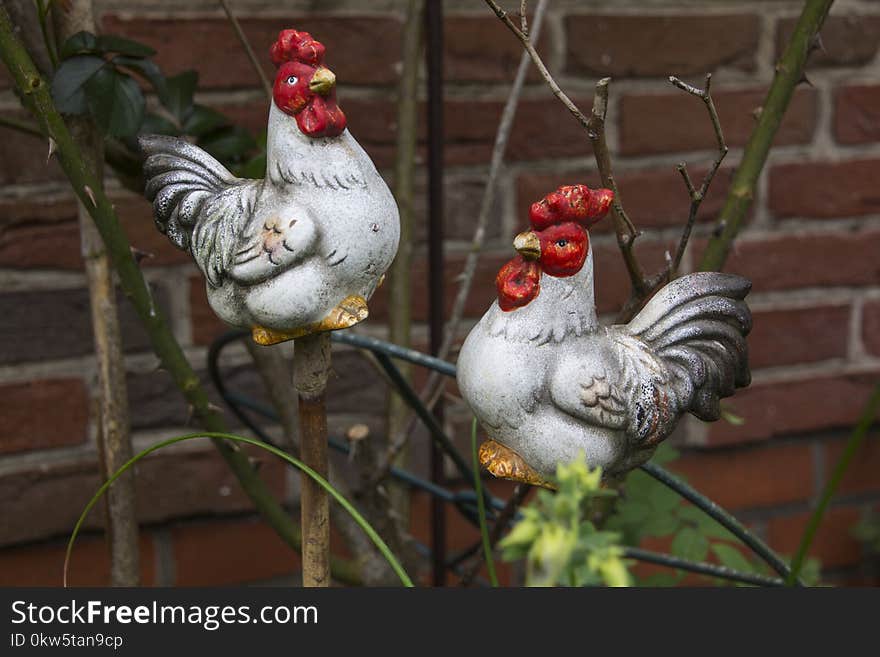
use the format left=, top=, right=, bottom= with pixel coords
left=458, top=185, right=752, bottom=481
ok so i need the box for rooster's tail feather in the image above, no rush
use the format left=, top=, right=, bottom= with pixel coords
left=139, top=135, right=258, bottom=285
left=625, top=272, right=752, bottom=422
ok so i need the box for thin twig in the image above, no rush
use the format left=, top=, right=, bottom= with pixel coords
left=218, top=0, right=272, bottom=101
left=386, top=0, right=423, bottom=517
left=586, top=78, right=644, bottom=292
left=700, top=0, right=834, bottom=271
left=668, top=74, right=728, bottom=277
left=53, top=0, right=140, bottom=587
left=519, top=0, right=528, bottom=36
left=372, top=0, right=548, bottom=486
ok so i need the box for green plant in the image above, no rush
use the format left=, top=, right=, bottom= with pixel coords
left=66, top=432, right=413, bottom=587
left=500, top=456, right=631, bottom=587
left=49, top=30, right=264, bottom=183
left=606, top=444, right=823, bottom=586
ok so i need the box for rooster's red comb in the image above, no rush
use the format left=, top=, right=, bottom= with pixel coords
left=528, top=184, right=613, bottom=231
left=270, top=29, right=326, bottom=67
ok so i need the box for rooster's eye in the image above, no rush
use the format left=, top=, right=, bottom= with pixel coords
left=556, top=239, right=568, bottom=247
left=286, top=75, right=298, bottom=85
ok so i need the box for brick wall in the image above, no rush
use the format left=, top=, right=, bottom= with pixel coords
left=1, top=0, right=878, bottom=586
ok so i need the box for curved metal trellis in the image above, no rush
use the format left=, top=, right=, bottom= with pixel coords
left=209, top=329, right=798, bottom=587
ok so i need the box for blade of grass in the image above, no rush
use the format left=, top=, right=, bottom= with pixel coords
left=472, top=418, right=499, bottom=587
left=787, top=382, right=880, bottom=585
left=65, top=432, right=414, bottom=588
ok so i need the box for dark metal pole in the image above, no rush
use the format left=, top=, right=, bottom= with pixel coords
left=425, top=0, right=446, bottom=587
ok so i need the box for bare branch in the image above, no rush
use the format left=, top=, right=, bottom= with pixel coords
left=667, top=74, right=728, bottom=276
left=586, top=78, right=646, bottom=292
left=485, top=1, right=646, bottom=295
left=519, top=0, right=528, bottom=36
left=218, top=0, right=272, bottom=101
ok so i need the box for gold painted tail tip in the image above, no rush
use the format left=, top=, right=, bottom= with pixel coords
left=252, top=325, right=300, bottom=346
left=478, top=439, right=556, bottom=490
left=250, top=296, right=370, bottom=346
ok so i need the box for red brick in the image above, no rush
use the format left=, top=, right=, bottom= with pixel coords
left=0, top=534, right=155, bottom=587
left=0, top=115, right=65, bottom=185
left=824, top=432, right=880, bottom=498
left=834, top=85, right=880, bottom=144
left=748, top=304, right=850, bottom=370
left=0, top=285, right=168, bottom=365
left=565, top=14, right=759, bottom=78
left=171, top=517, right=299, bottom=586
left=766, top=506, right=864, bottom=569
left=0, top=379, right=89, bottom=455
left=0, top=447, right=286, bottom=547
left=671, top=442, right=814, bottom=511
left=218, top=92, right=593, bottom=171
left=0, top=194, right=190, bottom=270
left=619, top=87, right=817, bottom=156
left=190, top=276, right=227, bottom=346
left=709, top=229, right=880, bottom=293
left=101, top=15, right=402, bottom=89
left=864, top=300, right=880, bottom=357
left=444, top=14, right=549, bottom=83
left=776, top=15, right=880, bottom=68
left=516, top=166, right=733, bottom=235
left=705, top=370, right=880, bottom=446
left=769, top=159, right=880, bottom=219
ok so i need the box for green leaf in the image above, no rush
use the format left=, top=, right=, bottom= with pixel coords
left=639, top=511, right=680, bottom=538
left=677, top=505, right=736, bottom=541
left=85, top=68, right=145, bottom=137
left=651, top=443, right=681, bottom=466
left=163, top=70, right=199, bottom=122
left=183, top=105, right=229, bottom=138
left=639, top=572, right=684, bottom=587
left=141, top=112, right=180, bottom=136
left=58, top=31, right=99, bottom=59
left=112, top=55, right=167, bottom=100
left=198, top=126, right=256, bottom=164
left=235, top=152, right=267, bottom=179
left=671, top=526, right=710, bottom=562
left=95, top=34, right=156, bottom=58
left=51, top=55, right=107, bottom=114
left=711, top=542, right=754, bottom=574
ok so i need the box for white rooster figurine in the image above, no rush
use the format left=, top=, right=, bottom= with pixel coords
left=140, top=28, right=399, bottom=344
left=457, top=184, right=751, bottom=487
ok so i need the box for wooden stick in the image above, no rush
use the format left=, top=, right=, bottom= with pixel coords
left=293, top=332, right=332, bottom=587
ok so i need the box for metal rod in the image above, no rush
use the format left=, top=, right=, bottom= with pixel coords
left=373, top=352, right=475, bottom=482
left=212, top=330, right=794, bottom=587
left=293, top=333, right=332, bottom=587
left=640, top=462, right=801, bottom=585
left=622, top=547, right=785, bottom=587
left=425, top=0, right=446, bottom=587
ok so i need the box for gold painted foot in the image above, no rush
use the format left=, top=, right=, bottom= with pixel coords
left=478, top=439, right=556, bottom=490
left=251, top=295, right=370, bottom=346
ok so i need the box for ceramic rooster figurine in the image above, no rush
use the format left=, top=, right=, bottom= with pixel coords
left=458, top=184, right=752, bottom=487
left=140, top=29, right=399, bottom=344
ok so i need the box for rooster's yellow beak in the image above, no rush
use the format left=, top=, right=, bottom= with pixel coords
left=514, top=230, right=541, bottom=260
left=309, top=67, right=336, bottom=95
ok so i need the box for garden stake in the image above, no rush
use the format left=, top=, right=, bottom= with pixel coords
left=294, top=333, right=332, bottom=587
